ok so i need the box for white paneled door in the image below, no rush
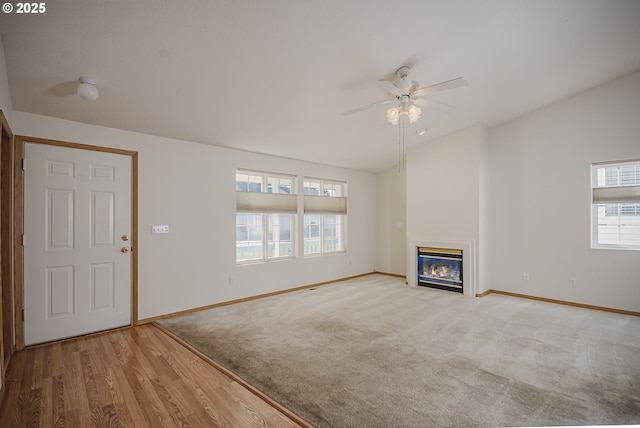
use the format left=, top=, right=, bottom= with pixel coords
left=24, top=143, right=132, bottom=345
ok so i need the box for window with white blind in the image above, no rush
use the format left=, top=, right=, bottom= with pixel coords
left=591, top=159, right=640, bottom=249
left=236, top=170, right=296, bottom=262
left=303, top=178, right=347, bottom=255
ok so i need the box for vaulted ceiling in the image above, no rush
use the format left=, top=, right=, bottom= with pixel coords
left=2, top=0, right=640, bottom=172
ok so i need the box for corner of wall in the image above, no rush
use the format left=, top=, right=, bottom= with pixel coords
left=477, top=125, right=491, bottom=294
left=375, top=164, right=407, bottom=276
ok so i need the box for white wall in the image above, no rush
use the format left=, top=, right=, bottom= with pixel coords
left=13, top=112, right=377, bottom=319
left=489, top=70, right=640, bottom=312
left=375, top=165, right=406, bottom=276
left=0, top=39, right=13, bottom=124
left=405, top=125, right=489, bottom=294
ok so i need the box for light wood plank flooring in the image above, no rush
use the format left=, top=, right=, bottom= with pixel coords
left=0, top=324, right=306, bottom=427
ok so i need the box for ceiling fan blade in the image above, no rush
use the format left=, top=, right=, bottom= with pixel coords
left=411, top=77, right=469, bottom=98
left=343, top=98, right=397, bottom=116
left=403, top=55, right=420, bottom=71
left=413, top=98, right=457, bottom=114
left=377, top=79, right=404, bottom=97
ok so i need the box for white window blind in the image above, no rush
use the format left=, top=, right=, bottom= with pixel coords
left=236, top=170, right=297, bottom=213
left=592, top=160, right=640, bottom=203
left=236, top=192, right=297, bottom=213
left=592, top=185, right=640, bottom=203
left=303, top=178, right=347, bottom=215
left=303, top=195, right=347, bottom=214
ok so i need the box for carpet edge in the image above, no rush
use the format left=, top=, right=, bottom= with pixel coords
left=152, top=322, right=314, bottom=428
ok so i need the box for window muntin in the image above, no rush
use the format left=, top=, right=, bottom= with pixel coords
left=303, top=180, right=321, bottom=196
left=303, top=214, right=321, bottom=255
left=235, top=172, right=348, bottom=261
left=323, top=182, right=345, bottom=197
left=236, top=172, right=263, bottom=192
left=237, top=171, right=294, bottom=194
left=303, top=214, right=346, bottom=255
left=592, top=160, right=640, bottom=250
left=267, top=214, right=293, bottom=258
left=236, top=213, right=264, bottom=261
left=236, top=170, right=296, bottom=263
left=323, top=215, right=344, bottom=252
left=303, top=179, right=345, bottom=197
left=303, top=178, right=347, bottom=255
left=267, top=176, right=293, bottom=194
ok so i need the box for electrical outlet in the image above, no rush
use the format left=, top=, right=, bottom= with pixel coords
left=228, top=276, right=234, bottom=286
left=569, top=277, right=577, bottom=286
left=151, top=225, right=169, bottom=234
left=523, top=272, right=530, bottom=281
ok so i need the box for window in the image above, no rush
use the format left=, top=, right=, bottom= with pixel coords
left=236, top=170, right=296, bottom=262
left=591, top=160, right=640, bottom=249
left=303, top=178, right=347, bottom=255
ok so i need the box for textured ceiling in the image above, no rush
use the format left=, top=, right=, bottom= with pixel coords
left=2, top=0, right=640, bottom=172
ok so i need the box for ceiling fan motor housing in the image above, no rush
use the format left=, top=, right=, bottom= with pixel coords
left=396, top=66, right=411, bottom=80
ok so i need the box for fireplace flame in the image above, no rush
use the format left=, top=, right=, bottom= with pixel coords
left=430, top=265, right=451, bottom=278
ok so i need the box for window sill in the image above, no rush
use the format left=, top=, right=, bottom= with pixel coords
left=591, top=244, right=640, bottom=251
left=236, top=256, right=296, bottom=266
left=303, top=250, right=347, bottom=258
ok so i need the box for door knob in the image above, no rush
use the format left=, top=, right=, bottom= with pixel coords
left=121, top=235, right=129, bottom=241
left=121, top=247, right=129, bottom=253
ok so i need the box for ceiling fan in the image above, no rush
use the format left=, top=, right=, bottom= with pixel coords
left=344, top=64, right=468, bottom=172
left=343, top=65, right=468, bottom=124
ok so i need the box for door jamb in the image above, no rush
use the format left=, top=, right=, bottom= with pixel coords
left=14, top=136, right=139, bottom=350
left=0, top=110, right=13, bottom=404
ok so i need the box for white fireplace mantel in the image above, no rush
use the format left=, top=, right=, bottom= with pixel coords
left=408, top=238, right=477, bottom=298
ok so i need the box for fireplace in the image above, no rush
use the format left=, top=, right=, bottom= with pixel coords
left=417, top=247, right=463, bottom=293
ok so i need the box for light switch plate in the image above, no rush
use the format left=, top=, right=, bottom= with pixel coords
left=151, top=225, right=169, bottom=234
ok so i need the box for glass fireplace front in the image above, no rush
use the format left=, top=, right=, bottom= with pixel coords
left=417, top=247, right=463, bottom=293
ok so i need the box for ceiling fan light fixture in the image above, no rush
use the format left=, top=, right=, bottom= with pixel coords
left=386, top=103, right=422, bottom=125
left=407, top=104, right=422, bottom=124
left=386, top=106, right=400, bottom=125
left=77, top=76, right=99, bottom=101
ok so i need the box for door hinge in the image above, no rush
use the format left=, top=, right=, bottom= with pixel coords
left=21, top=234, right=24, bottom=246
left=22, top=309, right=24, bottom=321
left=21, top=158, right=25, bottom=170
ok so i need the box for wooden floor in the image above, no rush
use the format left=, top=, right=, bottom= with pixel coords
left=0, top=324, right=305, bottom=427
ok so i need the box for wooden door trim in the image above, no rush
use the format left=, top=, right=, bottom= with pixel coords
left=14, top=135, right=139, bottom=350
left=0, top=110, right=13, bottom=405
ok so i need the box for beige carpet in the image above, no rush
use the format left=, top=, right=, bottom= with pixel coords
left=159, top=274, right=640, bottom=427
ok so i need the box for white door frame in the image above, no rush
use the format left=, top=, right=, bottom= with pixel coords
left=14, top=136, right=138, bottom=350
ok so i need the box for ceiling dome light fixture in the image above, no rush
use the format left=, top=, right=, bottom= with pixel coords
left=77, top=76, right=99, bottom=101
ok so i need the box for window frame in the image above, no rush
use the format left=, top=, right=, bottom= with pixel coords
left=591, top=159, right=640, bottom=251
left=236, top=170, right=297, bottom=264
left=303, top=178, right=347, bottom=256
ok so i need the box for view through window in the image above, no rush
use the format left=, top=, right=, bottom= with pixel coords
left=236, top=170, right=295, bottom=262
left=303, top=178, right=346, bottom=255
left=235, top=170, right=348, bottom=262
left=592, top=160, right=640, bottom=249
